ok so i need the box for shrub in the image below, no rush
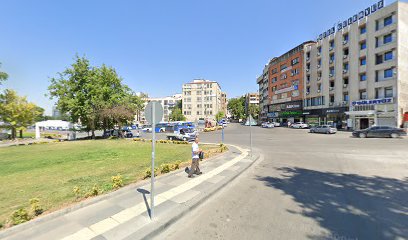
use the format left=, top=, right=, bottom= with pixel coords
left=11, top=208, right=31, bottom=225
left=144, top=167, right=159, bottom=179
left=85, top=184, right=102, bottom=197
left=173, top=160, right=181, bottom=170
left=111, top=174, right=123, bottom=189
left=160, top=164, right=171, bottom=174
left=73, top=186, right=81, bottom=197
left=133, top=138, right=141, bottom=141
left=29, top=198, right=43, bottom=216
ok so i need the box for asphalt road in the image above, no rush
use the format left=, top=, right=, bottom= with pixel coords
left=155, top=123, right=408, bottom=240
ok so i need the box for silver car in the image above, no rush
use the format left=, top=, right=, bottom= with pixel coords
left=309, top=125, right=337, bottom=134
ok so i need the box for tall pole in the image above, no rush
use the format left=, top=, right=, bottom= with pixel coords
left=249, top=115, right=253, bottom=158
left=222, top=125, right=224, bottom=143
left=151, top=103, right=156, bottom=219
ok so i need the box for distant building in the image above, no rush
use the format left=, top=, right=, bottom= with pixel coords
left=245, top=93, right=260, bottom=115
left=139, top=94, right=182, bottom=124
left=52, top=106, right=61, bottom=118
left=182, top=79, right=226, bottom=122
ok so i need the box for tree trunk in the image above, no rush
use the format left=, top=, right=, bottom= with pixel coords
left=19, top=130, right=23, bottom=138
left=11, top=128, right=16, bottom=140
left=91, top=129, right=95, bottom=139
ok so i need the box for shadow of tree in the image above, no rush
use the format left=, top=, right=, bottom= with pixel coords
left=257, top=168, right=408, bottom=240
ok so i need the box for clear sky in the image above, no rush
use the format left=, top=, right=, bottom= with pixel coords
left=0, top=0, right=400, bottom=115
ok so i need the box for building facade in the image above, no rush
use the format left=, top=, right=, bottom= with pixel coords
left=139, top=94, right=182, bottom=124
left=182, top=79, right=226, bottom=122
left=259, top=42, right=313, bottom=124
left=304, top=0, right=408, bottom=130
left=257, top=0, right=408, bottom=130
left=245, top=93, right=260, bottom=115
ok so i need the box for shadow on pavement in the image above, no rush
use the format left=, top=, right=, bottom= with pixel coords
left=137, top=188, right=151, bottom=218
left=257, top=167, right=408, bottom=240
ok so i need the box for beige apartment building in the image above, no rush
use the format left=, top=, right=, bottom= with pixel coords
left=182, top=79, right=227, bottom=122
left=304, top=0, right=408, bottom=130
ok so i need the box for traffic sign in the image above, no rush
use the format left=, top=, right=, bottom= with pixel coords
left=145, top=101, right=163, bottom=125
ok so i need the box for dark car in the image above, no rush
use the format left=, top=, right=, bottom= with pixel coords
left=103, top=129, right=133, bottom=138
left=352, top=126, right=407, bottom=138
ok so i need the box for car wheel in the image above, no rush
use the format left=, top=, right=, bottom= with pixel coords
left=391, top=133, right=399, bottom=138
left=326, top=131, right=329, bottom=134
left=359, top=133, right=367, bottom=138
left=310, top=130, right=314, bottom=133
left=183, top=137, right=187, bottom=141
left=160, top=129, right=164, bottom=132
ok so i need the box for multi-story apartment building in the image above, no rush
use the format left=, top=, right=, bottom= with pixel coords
left=182, top=79, right=226, bottom=122
left=304, top=0, right=408, bottom=130
left=245, top=93, right=260, bottom=115
left=139, top=94, right=182, bottom=123
left=257, top=0, right=408, bottom=130
left=259, top=42, right=313, bottom=124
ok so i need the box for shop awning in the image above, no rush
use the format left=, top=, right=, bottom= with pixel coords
left=345, top=111, right=376, bottom=116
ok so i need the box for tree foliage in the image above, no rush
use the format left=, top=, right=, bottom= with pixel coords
left=0, top=89, right=42, bottom=139
left=248, top=104, right=260, bottom=119
left=0, top=63, right=8, bottom=85
left=215, top=111, right=225, bottom=122
left=169, top=104, right=186, bottom=121
left=227, top=97, right=245, bottom=119
left=48, top=55, right=144, bottom=138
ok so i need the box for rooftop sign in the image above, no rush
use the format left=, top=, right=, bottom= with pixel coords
left=317, top=0, right=385, bottom=41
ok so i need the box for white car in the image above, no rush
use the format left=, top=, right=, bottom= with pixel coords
left=272, top=122, right=281, bottom=127
left=142, top=125, right=152, bottom=132
left=291, top=122, right=309, bottom=129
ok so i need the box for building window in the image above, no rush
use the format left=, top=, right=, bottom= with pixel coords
left=384, top=51, right=393, bottom=61
left=330, top=81, right=335, bottom=88
left=306, top=52, right=310, bottom=58
left=272, top=77, right=277, bottom=83
left=360, top=73, right=367, bottom=81
left=360, top=57, right=366, bottom=66
left=317, top=84, right=321, bottom=92
left=343, top=63, right=349, bottom=71
left=384, top=16, right=393, bottom=27
left=343, top=77, right=349, bottom=85
left=292, top=57, right=299, bottom=65
left=384, top=34, right=392, bottom=44
left=375, top=88, right=380, bottom=99
left=272, top=68, right=278, bottom=74
left=360, top=90, right=367, bottom=100
left=360, top=25, right=366, bottom=34
left=318, top=47, right=321, bottom=53
left=329, top=40, right=334, bottom=49
left=281, top=64, right=287, bottom=71
left=329, top=54, right=335, bottom=61
left=360, top=41, right=366, bottom=50
left=330, top=95, right=335, bottom=103
left=343, top=48, right=349, bottom=56
left=343, top=93, right=349, bottom=101
left=343, top=34, right=349, bottom=42
left=329, top=67, right=335, bottom=76
left=384, top=68, right=393, bottom=78
left=306, top=87, right=310, bottom=93
left=318, top=59, right=322, bottom=66
left=384, top=87, right=393, bottom=98
left=281, top=74, right=287, bottom=80
left=376, top=54, right=383, bottom=65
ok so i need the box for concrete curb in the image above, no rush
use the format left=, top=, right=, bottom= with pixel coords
left=0, top=144, right=231, bottom=239
left=139, top=146, right=262, bottom=240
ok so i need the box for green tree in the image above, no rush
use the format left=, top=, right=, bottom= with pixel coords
left=215, top=111, right=225, bottom=122
left=169, top=107, right=186, bottom=121
left=0, top=89, right=41, bottom=139
left=0, top=63, right=8, bottom=85
left=227, top=97, right=245, bottom=119
left=248, top=104, right=260, bottom=120
left=48, top=56, right=140, bottom=138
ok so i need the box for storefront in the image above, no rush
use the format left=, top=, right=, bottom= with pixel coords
left=303, top=107, right=348, bottom=129
left=267, top=101, right=303, bottom=123
left=346, top=97, right=396, bottom=130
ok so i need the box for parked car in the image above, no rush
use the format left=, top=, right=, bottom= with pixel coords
left=167, top=128, right=196, bottom=141
left=272, top=122, right=281, bottom=127
left=291, top=122, right=309, bottom=129
left=352, top=126, right=407, bottom=138
left=142, top=125, right=152, bottom=132
left=103, top=129, right=133, bottom=138
left=310, top=125, right=337, bottom=134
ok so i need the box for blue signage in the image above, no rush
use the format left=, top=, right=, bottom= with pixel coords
left=267, top=112, right=279, bottom=118
left=352, top=97, right=393, bottom=106
left=317, top=0, right=384, bottom=41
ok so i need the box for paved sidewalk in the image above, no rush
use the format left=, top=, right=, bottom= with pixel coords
left=0, top=144, right=259, bottom=240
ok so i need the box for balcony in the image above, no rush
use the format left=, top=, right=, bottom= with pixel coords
left=343, top=84, right=348, bottom=88
left=329, top=87, right=334, bottom=91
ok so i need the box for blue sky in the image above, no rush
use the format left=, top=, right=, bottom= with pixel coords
left=0, top=0, right=399, bottom=114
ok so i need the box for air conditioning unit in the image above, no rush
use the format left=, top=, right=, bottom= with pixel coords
left=317, top=52, right=321, bottom=56
left=343, top=40, right=348, bottom=45
left=306, top=81, right=310, bottom=84
left=317, top=77, right=322, bottom=81
left=329, top=47, right=334, bottom=51
left=306, top=69, right=310, bottom=72
left=317, top=90, right=321, bottom=93
left=306, top=92, right=310, bottom=95
left=329, top=74, right=334, bottom=78
left=329, top=87, right=334, bottom=91
left=317, top=65, right=321, bottom=68
left=343, top=84, right=348, bottom=88
left=329, top=60, right=334, bottom=64
left=342, top=101, right=348, bottom=105
left=329, top=102, right=334, bottom=106
left=343, top=55, right=348, bottom=59
left=343, top=69, right=348, bottom=74
left=306, top=57, right=310, bottom=61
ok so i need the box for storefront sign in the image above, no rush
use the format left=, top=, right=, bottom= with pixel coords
left=275, top=85, right=298, bottom=95
left=272, top=97, right=292, bottom=104
left=286, top=103, right=301, bottom=109
left=352, top=97, right=393, bottom=106
left=317, top=0, right=384, bottom=40
left=279, top=111, right=303, bottom=117
left=267, top=112, right=279, bottom=118
left=268, top=101, right=303, bottom=112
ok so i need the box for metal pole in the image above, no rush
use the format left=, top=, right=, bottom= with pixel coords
left=222, top=125, right=224, bottom=144
left=151, top=103, right=156, bottom=219
left=249, top=115, right=252, bottom=158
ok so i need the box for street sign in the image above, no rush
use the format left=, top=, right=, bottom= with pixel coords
left=145, top=101, right=163, bottom=125
left=144, top=101, right=163, bottom=220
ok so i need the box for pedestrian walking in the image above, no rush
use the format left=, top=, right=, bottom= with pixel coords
left=188, top=137, right=202, bottom=178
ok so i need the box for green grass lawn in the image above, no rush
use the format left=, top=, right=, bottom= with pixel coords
left=0, top=139, right=219, bottom=226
